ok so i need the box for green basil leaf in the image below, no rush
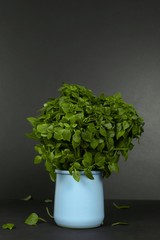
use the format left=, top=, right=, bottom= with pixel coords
left=100, top=127, right=107, bottom=137
left=25, top=213, right=46, bottom=226
left=108, top=163, right=119, bottom=173
left=2, top=223, right=15, bottom=230
left=123, top=121, right=130, bottom=130
left=49, top=171, right=56, bottom=182
left=73, top=162, right=82, bottom=170
left=81, top=131, right=92, bottom=142
left=104, top=123, right=112, bottom=129
left=62, top=129, right=71, bottom=141
left=87, top=123, right=96, bottom=132
left=60, top=102, right=71, bottom=113
left=116, top=130, right=125, bottom=140
left=72, top=130, right=81, bottom=143
left=25, top=213, right=39, bottom=225
left=27, top=117, right=38, bottom=127
left=94, top=152, right=105, bottom=167
left=82, top=152, right=93, bottom=167
left=121, top=150, right=128, bottom=160
left=54, top=128, right=64, bottom=140
left=72, top=170, right=80, bottom=182
left=37, top=124, right=48, bottom=134
left=84, top=169, right=94, bottom=180
left=118, top=108, right=125, bottom=115
left=34, top=155, right=42, bottom=164
left=90, top=138, right=99, bottom=149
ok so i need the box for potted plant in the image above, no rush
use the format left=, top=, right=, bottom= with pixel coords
left=26, top=83, right=144, bottom=228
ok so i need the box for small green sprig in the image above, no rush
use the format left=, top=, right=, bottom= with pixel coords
left=112, top=222, right=129, bottom=226
left=44, top=199, right=52, bottom=203
left=21, top=195, right=32, bottom=201
left=113, top=202, right=130, bottom=209
left=46, top=207, right=54, bottom=219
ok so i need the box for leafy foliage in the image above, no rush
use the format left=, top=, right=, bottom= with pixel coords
left=26, top=83, right=144, bottom=181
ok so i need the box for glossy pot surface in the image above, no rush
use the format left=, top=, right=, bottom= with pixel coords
left=54, top=170, right=104, bottom=228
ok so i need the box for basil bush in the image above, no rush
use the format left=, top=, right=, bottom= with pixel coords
left=26, top=83, right=144, bottom=181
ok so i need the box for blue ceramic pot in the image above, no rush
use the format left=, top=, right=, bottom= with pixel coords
left=54, top=170, right=104, bottom=228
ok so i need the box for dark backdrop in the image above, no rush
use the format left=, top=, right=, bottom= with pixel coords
left=0, top=0, right=160, bottom=200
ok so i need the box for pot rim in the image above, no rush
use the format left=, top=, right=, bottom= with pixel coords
left=55, top=169, right=102, bottom=175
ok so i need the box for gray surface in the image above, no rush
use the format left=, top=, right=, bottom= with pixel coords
left=0, top=200, right=160, bottom=240
left=0, top=0, right=160, bottom=200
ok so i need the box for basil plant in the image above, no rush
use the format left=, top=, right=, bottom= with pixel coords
left=27, top=83, right=144, bottom=181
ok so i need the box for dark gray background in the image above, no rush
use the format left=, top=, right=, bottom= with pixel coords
left=0, top=0, right=160, bottom=200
